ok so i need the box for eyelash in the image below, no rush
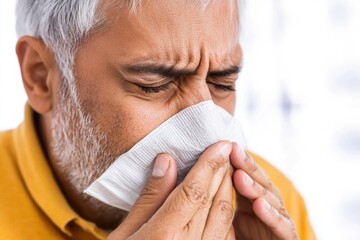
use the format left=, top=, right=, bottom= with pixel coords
left=139, top=82, right=172, bottom=93
left=208, top=82, right=236, bottom=92
left=139, top=82, right=235, bottom=93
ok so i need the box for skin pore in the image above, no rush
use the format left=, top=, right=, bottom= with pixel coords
left=39, top=0, right=242, bottom=229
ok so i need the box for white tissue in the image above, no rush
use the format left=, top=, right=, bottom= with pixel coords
left=84, top=100, right=246, bottom=211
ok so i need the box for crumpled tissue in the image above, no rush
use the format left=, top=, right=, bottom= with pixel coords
left=84, top=100, right=246, bottom=211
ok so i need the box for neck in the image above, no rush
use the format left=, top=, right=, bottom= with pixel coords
left=35, top=112, right=126, bottom=229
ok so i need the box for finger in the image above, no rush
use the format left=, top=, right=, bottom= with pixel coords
left=230, top=143, right=275, bottom=192
left=253, top=198, right=298, bottom=240
left=202, top=170, right=234, bottom=239
left=110, top=154, right=177, bottom=239
left=226, top=226, right=236, bottom=240
left=230, top=142, right=286, bottom=214
left=150, top=141, right=233, bottom=229
left=233, top=169, right=285, bottom=214
left=189, top=159, right=233, bottom=236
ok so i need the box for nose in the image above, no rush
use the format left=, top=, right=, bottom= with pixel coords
left=174, top=55, right=212, bottom=111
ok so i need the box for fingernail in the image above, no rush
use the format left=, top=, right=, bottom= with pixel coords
left=219, top=142, right=232, bottom=156
left=152, top=154, right=170, bottom=177
left=244, top=173, right=254, bottom=185
left=237, top=143, right=247, bottom=160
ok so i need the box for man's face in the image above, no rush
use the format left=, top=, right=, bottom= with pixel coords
left=50, top=0, right=242, bottom=222
left=74, top=0, right=241, bottom=157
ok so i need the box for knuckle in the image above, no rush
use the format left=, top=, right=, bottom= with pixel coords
left=258, top=184, right=267, bottom=196
left=206, top=154, right=227, bottom=172
left=262, top=172, right=275, bottom=192
left=274, top=216, right=298, bottom=240
left=218, top=200, right=235, bottom=223
left=279, top=205, right=288, bottom=216
left=244, top=154, right=257, bottom=173
left=139, top=182, right=159, bottom=199
left=265, top=178, right=274, bottom=190
left=200, top=193, right=212, bottom=208
left=272, top=207, right=282, bottom=223
left=181, top=180, right=205, bottom=204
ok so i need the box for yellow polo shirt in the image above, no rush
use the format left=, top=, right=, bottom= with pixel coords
left=0, top=105, right=315, bottom=239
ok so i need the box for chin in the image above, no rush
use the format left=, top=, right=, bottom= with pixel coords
left=81, top=192, right=128, bottom=229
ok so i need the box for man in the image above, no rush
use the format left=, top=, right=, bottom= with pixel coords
left=0, top=0, right=315, bottom=239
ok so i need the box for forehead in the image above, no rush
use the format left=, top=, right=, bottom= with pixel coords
left=95, top=0, right=240, bottom=66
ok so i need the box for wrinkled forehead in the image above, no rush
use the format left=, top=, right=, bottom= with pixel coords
left=99, top=0, right=240, bottom=63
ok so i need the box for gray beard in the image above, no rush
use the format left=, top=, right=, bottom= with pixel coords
left=50, top=79, right=122, bottom=222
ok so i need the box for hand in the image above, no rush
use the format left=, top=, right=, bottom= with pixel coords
left=230, top=143, right=298, bottom=240
left=108, top=141, right=236, bottom=240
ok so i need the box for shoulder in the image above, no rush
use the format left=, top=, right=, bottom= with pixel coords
left=0, top=129, right=16, bottom=167
left=0, top=128, right=23, bottom=199
left=0, top=129, right=14, bottom=146
left=0, top=129, right=25, bottom=238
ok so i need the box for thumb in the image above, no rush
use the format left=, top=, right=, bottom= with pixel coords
left=113, top=154, right=177, bottom=238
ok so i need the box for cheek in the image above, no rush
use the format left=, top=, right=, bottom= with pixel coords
left=81, top=95, right=172, bottom=156
left=213, top=92, right=236, bottom=115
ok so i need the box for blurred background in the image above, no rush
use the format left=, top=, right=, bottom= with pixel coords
left=1, top=1, right=359, bottom=239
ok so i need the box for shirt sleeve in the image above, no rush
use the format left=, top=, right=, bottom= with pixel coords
left=286, top=188, right=316, bottom=240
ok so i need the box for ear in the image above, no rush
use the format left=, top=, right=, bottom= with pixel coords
left=16, top=36, right=59, bottom=114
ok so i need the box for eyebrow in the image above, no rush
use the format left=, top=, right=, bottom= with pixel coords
left=124, top=63, right=241, bottom=78
left=208, top=65, right=241, bottom=78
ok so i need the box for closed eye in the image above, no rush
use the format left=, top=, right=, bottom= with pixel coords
left=137, top=81, right=235, bottom=94
left=137, top=82, right=173, bottom=93
left=207, top=82, right=236, bottom=92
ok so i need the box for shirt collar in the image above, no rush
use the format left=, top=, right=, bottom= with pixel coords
left=13, top=104, right=108, bottom=239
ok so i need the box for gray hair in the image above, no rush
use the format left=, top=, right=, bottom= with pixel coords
left=16, top=0, right=240, bottom=84
left=16, top=0, right=103, bottom=83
